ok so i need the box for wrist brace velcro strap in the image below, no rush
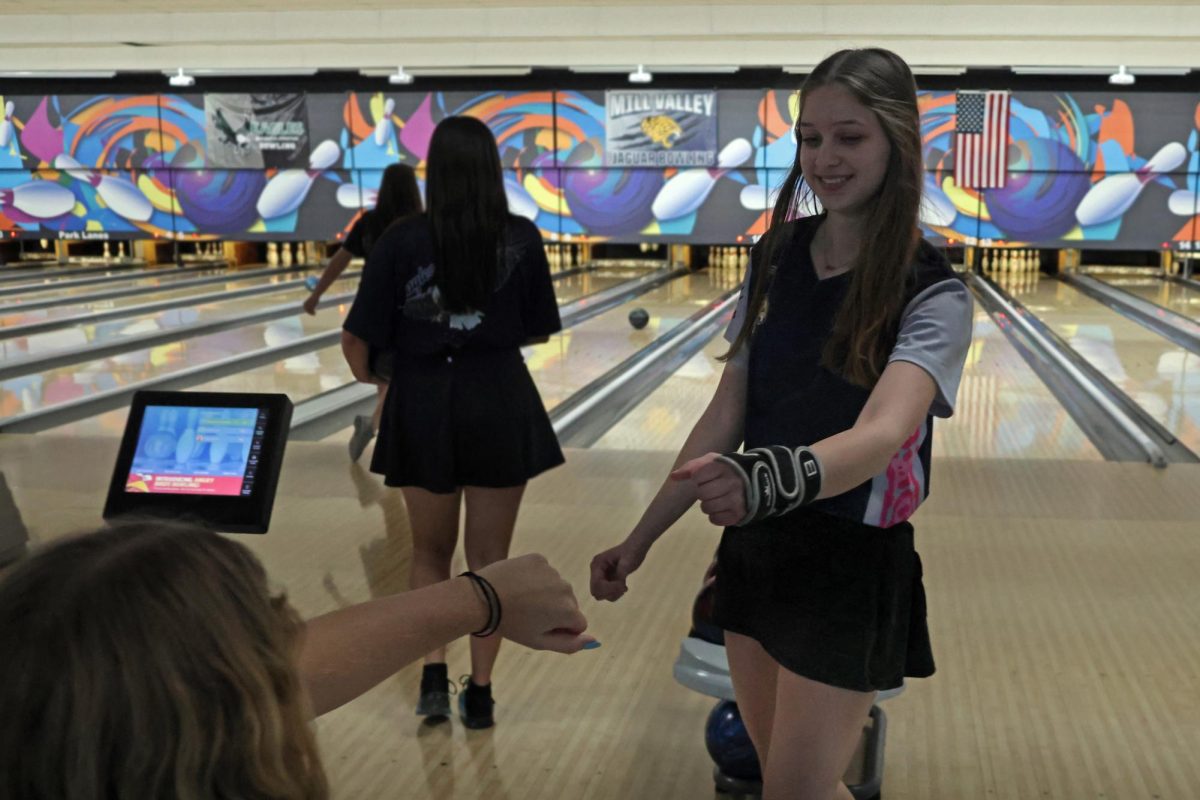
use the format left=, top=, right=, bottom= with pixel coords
left=715, top=445, right=823, bottom=526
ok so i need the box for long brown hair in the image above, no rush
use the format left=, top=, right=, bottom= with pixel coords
left=727, top=48, right=923, bottom=387
left=0, top=521, right=328, bottom=800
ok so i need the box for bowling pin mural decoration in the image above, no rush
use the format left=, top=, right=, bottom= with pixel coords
left=256, top=140, right=340, bottom=220
left=1075, top=142, right=1187, bottom=227
left=53, top=154, right=154, bottom=222
left=0, top=101, right=14, bottom=151
left=504, top=176, right=540, bottom=222
left=651, top=138, right=753, bottom=221
left=0, top=180, right=76, bottom=219
left=335, top=182, right=373, bottom=210
left=374, top=98, right=396, bottom=147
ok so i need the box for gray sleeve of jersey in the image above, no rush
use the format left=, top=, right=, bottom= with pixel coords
left=887, top=278, right=974, bottom=418
left=722, top=256, right=754, bottom=368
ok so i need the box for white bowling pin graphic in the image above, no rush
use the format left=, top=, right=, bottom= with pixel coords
left=1167, top=188, right=1198, bottom=217
left=504, top=176, right=539, bottom=221
left=0, top=180, right=76, bottom=219
left=53, top=154, right=153, bottom=222
left=374, top=98, right=396, bottom=147
left=651, top=138, right=754, bottom=221
left=209, top=436, right=228, bottom=466
left=256, top=139, right=341, bottom=220
left=919, top=174, right=956, bottom=227
left=1075, top=142, right=1186, bottom=227
left=175, top=409, right=199, bottom=464
left=0, top=101, right=14, bottom=149
left=336, top=183, right=361, bottom=209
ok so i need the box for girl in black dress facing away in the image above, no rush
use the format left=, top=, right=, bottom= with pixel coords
left=591, top=49, right=973, bottom=799
left=303, top=163, right=423, bottom=462
left=342, top=117, right=564, bottom=729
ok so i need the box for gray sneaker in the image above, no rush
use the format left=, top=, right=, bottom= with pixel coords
left=348, top=415, right=375, bottom=462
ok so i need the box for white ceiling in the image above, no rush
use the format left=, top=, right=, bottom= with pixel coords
left=0, top=2, right=1196, bottom=75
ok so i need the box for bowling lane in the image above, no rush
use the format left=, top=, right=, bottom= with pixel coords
left=1027, top=277, right=1200, bottom=454
left=595, top=284, right=1105, bottom=460
left=0, top=263, right=245, bottom=301
left=192, top=267, right=651, bottom=409
left=1097, top=274, right=1200, bottom=321
left=0, top=268, right=314, bottom=331
left=526, top=267, right=742, bottom=412
left=0, top=275, right=361, bottom=365
left=2, top=306, right=349, bottom=434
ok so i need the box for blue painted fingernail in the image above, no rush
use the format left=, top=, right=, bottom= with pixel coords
left=583, top=641, right=602, bottom=650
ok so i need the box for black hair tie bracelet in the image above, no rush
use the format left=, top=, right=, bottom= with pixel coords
left=460, top=571, right=502, bottom=638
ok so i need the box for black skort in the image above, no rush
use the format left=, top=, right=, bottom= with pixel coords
left=370, top=348, right=564, bottom=493
left=712, top=506, right=935, bottom=692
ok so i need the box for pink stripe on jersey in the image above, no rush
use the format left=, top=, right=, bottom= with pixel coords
left=876, top=425, right=926, bottom=528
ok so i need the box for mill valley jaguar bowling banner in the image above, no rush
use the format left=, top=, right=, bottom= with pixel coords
left=604, top=90, right=718, bottom=167
left=203, top=93, right=310, bottom=169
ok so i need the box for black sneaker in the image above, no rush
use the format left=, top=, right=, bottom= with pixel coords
left=348, top=415, right=375, bottom=462
left=458, top=676, right=494, bottom=729
left=416, top=663, right=451, bottom=719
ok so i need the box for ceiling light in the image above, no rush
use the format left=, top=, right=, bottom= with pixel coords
left=168, top=68, right=195, bottom=88
left=568, top=65, right=737, bottom=74
left=628, top=64, right=653, bottom=84
left=910, top=66, right=968, bottom=76
left=0, top=70, right=117, bottom=78
left=1109, top=65, right=1135, bottom=86
left=387, top=67, right=414, bottom=86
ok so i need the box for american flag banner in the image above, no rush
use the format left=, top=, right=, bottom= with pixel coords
left=954, top=90, right=1011, bottom=189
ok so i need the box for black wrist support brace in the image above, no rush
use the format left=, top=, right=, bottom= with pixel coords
left=715, top=445, right=823, bottom=526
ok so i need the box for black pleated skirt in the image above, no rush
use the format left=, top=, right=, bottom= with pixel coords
left=369, top=348, right=564, bottom=493
left=712, top=506, right=935, bottom=692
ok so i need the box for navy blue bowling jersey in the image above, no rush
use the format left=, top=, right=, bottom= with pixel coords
left=725, top=215, right=973, bottom=528
left=343, top=214, right=562, bottom=357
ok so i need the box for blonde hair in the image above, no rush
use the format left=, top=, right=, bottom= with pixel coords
left=0, top=521, right=329, bottom=800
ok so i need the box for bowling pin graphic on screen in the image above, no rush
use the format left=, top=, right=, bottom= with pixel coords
left=374, top=98, right=396, bottom=149
left=0, top=180, right=76, bottom=221
left=651, top=138, right=753, bottom=221
left=53, top=154, right=154, bottom=223
left=176, top=408, right=200, bottom=466
left=0, top=101, right=14, bottom=153
left=257, top=140, right=341, bottom=220
left=1075, top=142, right=1187, bottom=227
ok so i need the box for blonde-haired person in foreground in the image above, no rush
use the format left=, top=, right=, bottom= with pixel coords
left=0, top=520, right=594, bottom=800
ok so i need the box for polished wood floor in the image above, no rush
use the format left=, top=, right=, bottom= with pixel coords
left=3, top=433, right=1198, bottom=799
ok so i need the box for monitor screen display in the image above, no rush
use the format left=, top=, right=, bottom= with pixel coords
left=125, top=405, right=268, bottom=497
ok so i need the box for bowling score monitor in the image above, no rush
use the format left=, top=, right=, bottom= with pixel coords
left=103, top=391, right=292, bottom=534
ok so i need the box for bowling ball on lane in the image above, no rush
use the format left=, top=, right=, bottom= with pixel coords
left=305, top=276, right=319, bottom=291
left=628, top=308, right=650, bottom=330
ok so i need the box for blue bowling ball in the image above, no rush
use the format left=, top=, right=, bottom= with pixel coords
left=705, top=700, right=761, bottom=780
left=305, top=276, right=320, bottom=291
